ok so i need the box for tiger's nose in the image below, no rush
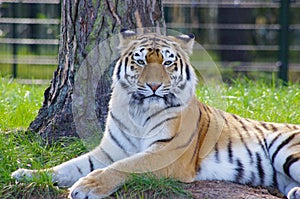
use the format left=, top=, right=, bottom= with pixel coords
left=146, top=82, right=162, bottom=92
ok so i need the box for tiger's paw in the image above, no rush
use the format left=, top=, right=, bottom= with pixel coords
left=11, top=168, right=34, bottom=182
left=69, top=175, right=118, bottom=199
left=288, top=187, right=300, bottom=199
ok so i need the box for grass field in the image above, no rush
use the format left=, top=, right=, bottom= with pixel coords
left=0, top=78, right=299, bottom=198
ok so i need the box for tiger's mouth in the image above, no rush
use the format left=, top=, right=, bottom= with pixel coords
left=130, top=92, right=181, bottom=107
left=143, top=94, right=164, bottom=100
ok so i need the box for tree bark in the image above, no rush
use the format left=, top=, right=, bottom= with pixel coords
left=28, top=0, right=165, bottom=141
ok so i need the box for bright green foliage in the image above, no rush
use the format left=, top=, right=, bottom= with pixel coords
left=225, top=80, right=299, bottom=124
left=113, top=173, right=192, bottom=199
left=0, top=131, right=85, bottom=199
left=0, top=79, right=47, bottom=130
left=197, top=79, right=300, bottom=124
left=0, top=131, right=86, bottom=198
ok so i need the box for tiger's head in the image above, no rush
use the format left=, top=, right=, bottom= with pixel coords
left=112, top=30, right=197, bottom=126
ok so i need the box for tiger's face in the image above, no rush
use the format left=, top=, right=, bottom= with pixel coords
left=112, top=31, right=197, bottom=126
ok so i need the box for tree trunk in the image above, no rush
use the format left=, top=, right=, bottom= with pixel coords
left=28, top=0, right=165, bottom=141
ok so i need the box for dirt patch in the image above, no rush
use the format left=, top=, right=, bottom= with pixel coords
left=55, top=180, right=285, bottom=199
left=185, top=180, right=285, bottom=199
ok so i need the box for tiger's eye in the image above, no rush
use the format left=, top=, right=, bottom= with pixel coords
left=137, top=60, right=145, bottom=65
left=164, top=61, right=173, bottom=66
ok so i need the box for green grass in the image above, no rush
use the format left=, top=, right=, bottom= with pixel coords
left=197, top=80, right=300, bottom=124
left=0, top=78, right=299, bottom=198
left=225, top=79, right=300, bottom=124
left=112, top=173, right=191, bottom=199
left=0, top=79, right=48, bottom=130
left=0, top=131, right=86, bottom=198
left=197, top=79, right=300, bottom=124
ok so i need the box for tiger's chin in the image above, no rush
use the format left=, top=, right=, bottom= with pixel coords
left=128, top=93, right=181, bottom=127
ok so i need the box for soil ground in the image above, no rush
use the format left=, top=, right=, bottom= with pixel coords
left=185, top=180, right=284, bottom=199
left=56, top=180, right=285, bottom=198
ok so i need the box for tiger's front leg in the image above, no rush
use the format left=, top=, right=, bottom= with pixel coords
left=11, top=147, right=110, bottom=187
left=69, top=151, right=176, bottom=199
left=68, top=139, right=199, bottom=199
left=69, top=123, right=201, bottom=198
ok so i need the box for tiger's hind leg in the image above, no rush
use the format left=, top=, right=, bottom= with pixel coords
left=267, top=129, right=300, bottom=198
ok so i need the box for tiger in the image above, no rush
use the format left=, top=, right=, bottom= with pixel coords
left=12, top=30, right=300, bottom=199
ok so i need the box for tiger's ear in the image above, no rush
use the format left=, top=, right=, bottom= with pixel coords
left=173, top=34, right=195, bottom=55
left=118, top=29, right=137, bottom=50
